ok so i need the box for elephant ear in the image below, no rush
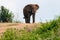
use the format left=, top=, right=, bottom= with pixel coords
left=35, top=4, right=39, bottom=10
left=32, top=4, right=39, bottom=13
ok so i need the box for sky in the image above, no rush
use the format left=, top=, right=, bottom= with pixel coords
left=0, top=0, right=60, bottom=23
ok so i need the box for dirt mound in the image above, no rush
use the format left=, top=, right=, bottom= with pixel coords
left=0, top=23, right=40, bottom=36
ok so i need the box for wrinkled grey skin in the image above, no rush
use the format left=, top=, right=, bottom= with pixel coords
left=23, top=4, right=39, bottom=23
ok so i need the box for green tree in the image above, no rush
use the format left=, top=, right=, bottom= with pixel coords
left=0, top=6, right=14, bottom=22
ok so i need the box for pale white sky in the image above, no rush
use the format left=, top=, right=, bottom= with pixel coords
left=0, top=0, right=60, bottom=23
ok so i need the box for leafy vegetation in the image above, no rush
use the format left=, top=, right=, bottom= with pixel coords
left=1, top=28, right=38, bottom=40
left=0, top=6, right=14, bottom=22
left=0, top=16, right=60, bottom=40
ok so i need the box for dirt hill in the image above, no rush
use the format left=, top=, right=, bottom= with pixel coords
left=0, top=23, right=40, bottom=36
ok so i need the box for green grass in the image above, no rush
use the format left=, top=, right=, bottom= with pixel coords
left=0, top=16, right=60, bottom=40
left=0, top=28, right=39, bottom=40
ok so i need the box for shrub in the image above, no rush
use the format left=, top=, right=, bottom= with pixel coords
left=0, top=6, right=14, bottom=22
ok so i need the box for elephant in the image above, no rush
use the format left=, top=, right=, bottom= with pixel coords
left=23, top=4, right=39, bottom=23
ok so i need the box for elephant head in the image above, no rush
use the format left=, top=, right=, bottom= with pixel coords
left=23, top=4, right=39, bottom=23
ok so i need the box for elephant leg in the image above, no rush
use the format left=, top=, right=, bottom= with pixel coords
left=25, top=15, right=30, bottom=23
left=32, top=13, right=35, bottom=23
left=25, top=17, right=30, bottom=23
left=27, top=14, right=30, bottom=23
left=27, top=17, right=30, bottom=23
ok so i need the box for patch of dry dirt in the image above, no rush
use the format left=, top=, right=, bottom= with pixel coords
left=0, top=23, right=40, bottom=36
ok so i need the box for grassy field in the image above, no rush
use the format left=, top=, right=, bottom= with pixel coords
left=0, top=16, right=60, bottom=40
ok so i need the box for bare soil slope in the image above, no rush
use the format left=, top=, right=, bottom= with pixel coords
left=0, top=23, right=40, bottom=36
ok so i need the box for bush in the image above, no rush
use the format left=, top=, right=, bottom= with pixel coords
left=34, top=16, right=60, bottom=40
left=0, top=6, right=14, bottom=22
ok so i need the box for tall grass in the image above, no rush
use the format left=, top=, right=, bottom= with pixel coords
left=0, top=16, right=60, bottom=40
